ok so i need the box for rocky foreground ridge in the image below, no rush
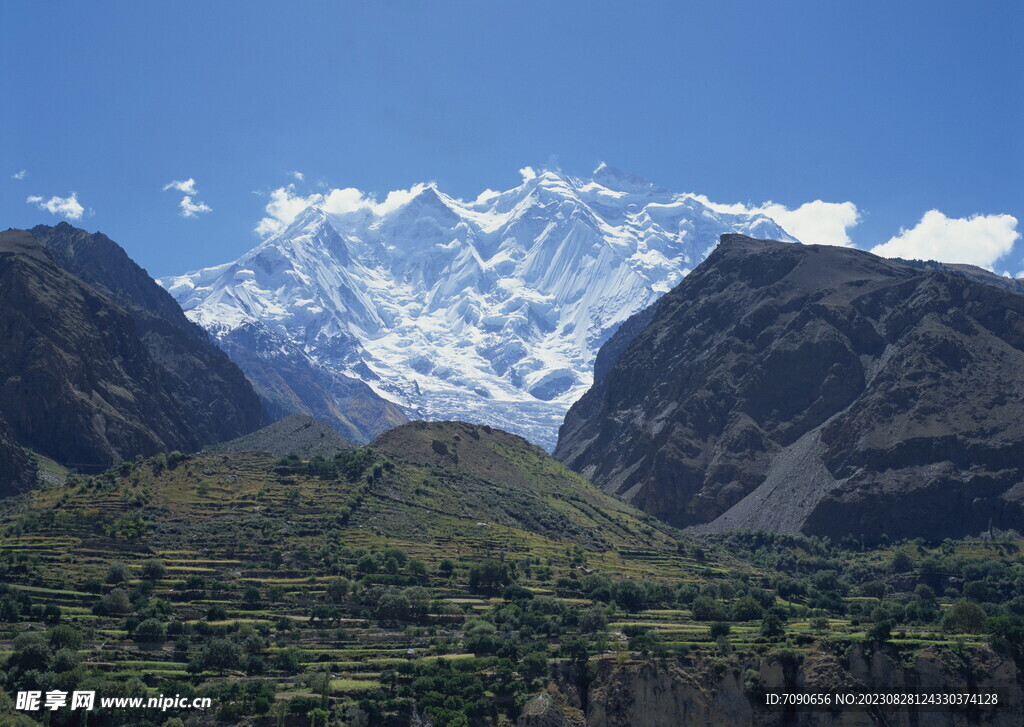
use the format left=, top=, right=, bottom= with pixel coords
left=521, top=644, right=1021, bottom=726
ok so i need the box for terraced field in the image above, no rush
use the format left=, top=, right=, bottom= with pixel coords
left=0, top=426, right=1019, bottom=726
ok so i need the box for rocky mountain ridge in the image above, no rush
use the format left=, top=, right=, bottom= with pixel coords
left=162, top=167, right=792, bottom=449
left=556, top=235, right=1024, bottom=541
left=0, top=227, right=263, bottom=473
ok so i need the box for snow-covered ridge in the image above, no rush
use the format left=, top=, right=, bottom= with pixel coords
left=162, top=166, right=794, bottom=449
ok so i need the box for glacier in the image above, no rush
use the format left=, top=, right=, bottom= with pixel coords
left=161, top=165, right=794, bottom=450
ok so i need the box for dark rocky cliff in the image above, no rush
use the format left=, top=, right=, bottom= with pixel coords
left=555, top=235, right=1024, bottom=541
left=0, top=228, right=262, bottom=470
left=29, top=223, right=265, bottom=444
left=0, top=417, right=36, bottom=497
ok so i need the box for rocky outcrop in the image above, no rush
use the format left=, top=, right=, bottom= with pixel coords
left=29, top=223, right=265, bottom=446
left=555, top=235, right=1024, bottom=541
left=0, top=417, right=36, bottom=496
left=546, top=645, right=1022, bottom=726
left=0, top=228, right=261, bottom=470
left=517, top=691, right=587, bottom=727
left=212, top=319, right=406, bottom=443
left=203, top=414, right=354, bottom=459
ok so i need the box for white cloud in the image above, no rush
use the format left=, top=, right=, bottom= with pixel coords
left=870, top=210, right=1019, bottom=269
left=688, top=194, right=861, bottom=247
left=163, top=178, right=211, bottom=217
left=376, top=184, right=430, bottom=215
left=179, top=196, right=212, bottom=217
left=26, top=192, right=85, bottom=220
left=519, top=166, right=537, bottom=182
left=322, top=187, right=371, bottom=216
left=254, top=182, right=432, bottom=237
left=290, top=171, right=304, bottom=181
left=11, top=169, right=27, bottom=180
left=163, top=178, right=198, bottom=195
left=255, top=185, right=324, bottom=237
left=757, top=201, right=860, bottom=248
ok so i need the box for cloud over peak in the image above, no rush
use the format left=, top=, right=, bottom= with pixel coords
left=870, top=210, right=1020, bottom=270
left=688, top=195, right=861, bottom=247
left=26, top=192, right=85, bottom=220
left=254, top=182, right=432, bottom=237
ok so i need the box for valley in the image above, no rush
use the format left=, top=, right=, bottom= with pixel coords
left=2, top=427, right=1024, bottom=725
left=3, top=226, right=1024, bottom=726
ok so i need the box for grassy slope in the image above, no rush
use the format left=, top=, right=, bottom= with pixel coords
left=0, top=426, right=1012, bottom=725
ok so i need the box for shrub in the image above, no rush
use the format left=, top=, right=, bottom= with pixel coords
left=468, top=560, right=516, bottom=592
left=134, top=618, right=168, bottom=644
left=760, top=613, right=785, bottom=640
left=106, top=561, right=131, bottom=584
left=141, top=559, right=167, bottom=580
left=709, top=622, right=731, bottom=639
left=326, top=578, right=350, bottom=603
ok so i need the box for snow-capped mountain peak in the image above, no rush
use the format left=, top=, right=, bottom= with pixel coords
left=162, top=167, right=795, bottom=449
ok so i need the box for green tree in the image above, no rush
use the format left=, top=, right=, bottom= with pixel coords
left=48, top=625, right=83, bottom=651
left=709, top=622, right=731, bottom=639
left=376, top=590, right=411, bottom=621
left=468, top=560, right=516, bottom=592
left=612, top=579, right=647, bottom=612
left=242, top=586, right=261, bottom=608
left=730, top=596, right=764, bottom=621
left=134, top=618, right=168, bottom=644
left=560, top=637, right=591, bottom=664
left=942, top=600, right=986, bottom=634
left=102, top=588, right=131, bottom=614
left=890, top=550, right=914, bottom=573
left=141, top=559, right=167, bottom=580
left=107, top=560, right=131, bottom=584
left=326, top=578, right=350, bottom=603
left=761, top=613, right=785, bottom=640
left=867, top=620, right=892, bottom=642
left=201, top=638, right=242, bottom=673
left=520, top=651, right=549, bottom=680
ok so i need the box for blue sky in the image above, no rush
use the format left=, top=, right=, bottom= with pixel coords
left=2, top=1, right=1021, bottom=277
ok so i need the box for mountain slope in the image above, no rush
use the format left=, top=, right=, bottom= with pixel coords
left=555, top=234, right=1024, bottom=541
left=203, top=413, right=354, bottom=458
left=369, top=420, right=671, bottom=550
left=0, top=228, right=258, bottom=470
left=0, top=417, right=36, bottom=496
left=163, top=167, right=792, bottom=449
left=207, top=316, right=407, bottom=443
left=28, top=223, right=265, bottom=445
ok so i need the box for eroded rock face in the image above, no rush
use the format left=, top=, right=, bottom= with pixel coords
left=0, top=228, right=262, bottom=469
left=29, top=223, right=265, bottom=448
left=517, top=691, right=587, bottom=727
left=559, top=646, right=1022, bottom=727
left=586, top=660, right=754, bottom=727
left=0, top=418, right=35, bottom=497
left=556, top=235, right=1024, bottom=541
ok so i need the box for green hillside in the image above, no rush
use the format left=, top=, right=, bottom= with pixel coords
left=0, top=423, right=1019, bottom=726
